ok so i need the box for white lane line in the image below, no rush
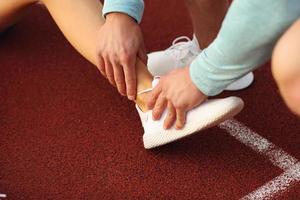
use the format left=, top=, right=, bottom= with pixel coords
left=0, top=193, right=6, bottom=198
left=219, top=119, right=300, bottom=199
left=241, top=162, right=300, bottom=200
left=219, top=119, right=298, bottom=170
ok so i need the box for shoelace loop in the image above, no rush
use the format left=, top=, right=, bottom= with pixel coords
left=166, top=36, right=200, bottom=66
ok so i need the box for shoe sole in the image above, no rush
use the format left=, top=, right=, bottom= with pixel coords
left=225, top=72, right=254, bottom=91
left=143, top=97, right=244, bottom=149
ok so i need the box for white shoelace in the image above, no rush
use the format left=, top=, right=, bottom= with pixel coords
left=137, top=76, right=160, bottom=95
left=166, top=36, right=200, bottom=67
left=0, top=193, right=6, bottom=198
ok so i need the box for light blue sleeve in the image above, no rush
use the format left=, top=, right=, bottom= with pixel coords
left=190, top=0, right=300, bottom=96
left=102, top=0, right=145, bottom=23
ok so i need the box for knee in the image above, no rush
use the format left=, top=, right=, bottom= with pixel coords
left=272, top=24, right=300, bottom=85
left=272, top=20, right=300, bottom=116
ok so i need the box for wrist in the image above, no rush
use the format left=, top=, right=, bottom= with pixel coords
left=186, top=66, right=208, bottom=98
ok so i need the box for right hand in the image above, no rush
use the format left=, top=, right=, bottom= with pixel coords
left=96, top=12, right=147, bottom=101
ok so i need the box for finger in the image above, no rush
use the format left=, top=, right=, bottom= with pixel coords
left=175, top=108, right=187, bottom=130
left=147, top=83, right=162, bottom=109
left=122, top=54, right=136, bottom=101
left=104, top=58, right=116, bottom=87
left=98, top=55, right=106, bottom=78
left=112, top=61, right=126, bottom=96
left=152, top=94, right=167, bottom=120
left=163, top=101, right=176, bottom=129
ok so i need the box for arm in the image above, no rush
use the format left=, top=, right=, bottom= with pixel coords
left=190, top=0, right=300, bottom=96
left=102, top=0, right=144, bottom=23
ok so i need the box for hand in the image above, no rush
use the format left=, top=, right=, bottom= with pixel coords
left=147, top=67, right=207, bottom=129
left=96, top=12, right=147, bottom=100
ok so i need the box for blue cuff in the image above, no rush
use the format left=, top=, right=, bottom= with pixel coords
left=103, top=0, right=144, bottom=24
left=189, top=54, right=228, bottom=97
left=189, top=49, right=252, bottom=97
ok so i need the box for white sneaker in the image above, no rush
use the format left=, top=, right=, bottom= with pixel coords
left=147, top=35, right=254, bottom=91
left=225, top=72, right=254, bottom=91
left=136, top=78, right=244, bottom=149
left=148, top=36, right=201, bottom=76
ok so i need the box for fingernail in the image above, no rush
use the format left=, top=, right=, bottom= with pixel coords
left=164, top=124, right=170, bottom=130
left=128, top=96, right=135, bottom=101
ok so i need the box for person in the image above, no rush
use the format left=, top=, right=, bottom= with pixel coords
left=146, top=0, right=300, bottom=120
left=146, top=0, right=254, bottom=92
left=0, top=0, right=244, bottom=149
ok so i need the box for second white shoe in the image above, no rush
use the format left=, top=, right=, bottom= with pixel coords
left=147, top=35, right=254, bottom=91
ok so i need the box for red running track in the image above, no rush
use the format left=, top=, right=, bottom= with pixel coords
left=0, top=1, right=299, bottom=199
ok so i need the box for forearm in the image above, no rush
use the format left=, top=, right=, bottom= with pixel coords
left=190, top=0, right=300, bottom=96
left=102, top=0, right=144, bottom=23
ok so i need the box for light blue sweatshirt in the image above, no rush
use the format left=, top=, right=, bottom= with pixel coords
left=102, top=0, right=144, bottom=23
left=103, top=0, right=300, bottom=96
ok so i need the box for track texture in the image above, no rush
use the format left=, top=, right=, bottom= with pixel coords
left=0, top=1, right=299, bottom=199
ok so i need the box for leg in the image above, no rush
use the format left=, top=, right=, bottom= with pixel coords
left=0, top=0, right=153, bottom=110
left=0, top=0, right=38, bottom=32
left=39, top=0, right=153, bottom=111
left=185, top=0, right=229, bottom=48
left=272, top=19, right=300, bottom=116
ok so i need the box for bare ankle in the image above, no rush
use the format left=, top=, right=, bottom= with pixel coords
left=136, top=91, right=151, bottom=112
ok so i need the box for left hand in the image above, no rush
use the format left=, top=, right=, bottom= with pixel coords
left=147, top=66, right=207, bottom=129
left=96, top=13, right=147, bottom=100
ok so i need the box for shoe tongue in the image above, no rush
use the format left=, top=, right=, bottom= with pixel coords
left=180, top=51, right=197, bottom=65
left=168, top=40, right=201, bottom=67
